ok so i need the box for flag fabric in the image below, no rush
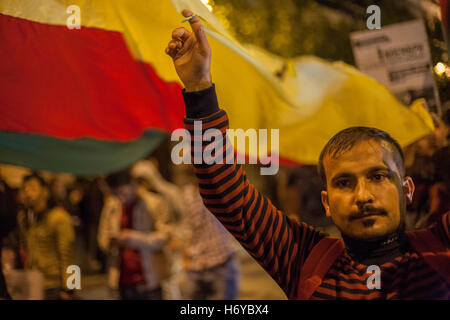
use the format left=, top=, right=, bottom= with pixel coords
left=0, top=0, right=434, bottom=175
left=0, top=0, right=186, bottom=175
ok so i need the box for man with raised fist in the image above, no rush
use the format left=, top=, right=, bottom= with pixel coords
left=165, top=9, right=450, bottom=299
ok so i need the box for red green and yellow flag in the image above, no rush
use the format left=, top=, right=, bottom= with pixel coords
left=0, top=1, right=191, bottom=175
left=0, top=0, right=434, bottom=175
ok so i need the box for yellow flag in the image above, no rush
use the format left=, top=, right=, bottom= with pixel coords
left=2, top=0, right=433, bottom=164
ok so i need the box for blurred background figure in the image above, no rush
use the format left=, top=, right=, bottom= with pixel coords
left=98, top=169, right=173, bottom=300
left=16, top=173, right=76, bottom=300
left=71, top=177, right=106, bottom=274
left=132, top=158, right=184, bottom=225
left=0, top=176, right=17, bottom=299
left=131, top=159, right=184, bottom=299
left=133, top=161, right=240, bottom=300
left=278, top=166, right=340, bottom=237
left=418, top=109, right=450, bottom=227
left=404, top=110, right=450, bottom=229
left=49, top=173, right=75, bottom=210
left=178, top=181, right=240, bottom=300
left=174, top=164, right=239, bottom=300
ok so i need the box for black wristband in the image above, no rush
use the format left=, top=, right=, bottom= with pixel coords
left=182, top=84, right=219, bottom=118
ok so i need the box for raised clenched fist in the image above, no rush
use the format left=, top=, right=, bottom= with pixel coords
left=165, top=9, right=212, bottom=92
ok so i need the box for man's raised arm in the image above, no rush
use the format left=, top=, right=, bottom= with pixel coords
left=165, top=9, right=325, bottom=298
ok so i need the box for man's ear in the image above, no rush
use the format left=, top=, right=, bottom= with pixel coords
left=402, top=176, right=415, bottom=204
left=321, top=190, right=331, bottom=217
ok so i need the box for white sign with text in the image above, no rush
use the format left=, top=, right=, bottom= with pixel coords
left=350, top=19, right=440, bottom=113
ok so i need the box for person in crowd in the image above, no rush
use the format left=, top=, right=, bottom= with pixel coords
left=403, top=132, right=437, bottom=227
left=132, top=158, right=184, bottom=224
left=132, top=161, right=240, bottom=300
left=283, top=166, right=340, bottom=236
left=0, top=177, right=17, bottom=299
left=164, top=10, right=449, bottom=299
left=75, top=177, right=105, bottom=273
left=425, top=109, right=450, bottom=227
left=49, top=174, right=75, bottom=210
left=17, top=173, right=76, bottom=300
left=404, top=112, right=450, bottom=229
left=130, top=160, right=184, bottom=299
left=178, top=168, right=239, bottom=300
left=97, top=169, right=172, bottom=300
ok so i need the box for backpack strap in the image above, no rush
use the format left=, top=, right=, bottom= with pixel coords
left=296, top=237, right=345, bottom=300
left=406, top=229, right=450, bottom=285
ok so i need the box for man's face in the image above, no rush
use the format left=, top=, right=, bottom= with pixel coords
left=321, top=140, right=414, bottom=240
left=23, top=178, right=48, bottom=209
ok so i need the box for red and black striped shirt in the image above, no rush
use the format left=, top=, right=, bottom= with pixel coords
left=182, top=86, right=450, bottom=300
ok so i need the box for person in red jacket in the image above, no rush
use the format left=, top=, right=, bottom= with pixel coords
left=165, top=10, right=450, bottom=299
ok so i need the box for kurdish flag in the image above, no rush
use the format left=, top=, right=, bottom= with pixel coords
left=0, top=0, right=187, bottom=175
left=0, top=0, right=434, bottom=175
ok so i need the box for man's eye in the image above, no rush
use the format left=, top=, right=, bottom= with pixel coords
left=336, top=180, right=350, bottom=188
left=371, top=174, right=386, bottom=181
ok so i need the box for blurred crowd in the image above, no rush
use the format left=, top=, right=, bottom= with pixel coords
left=0, top=109, right=448, bottom=300
left=402, top=110, right=450, bottom=229
left=0, top=158, right=240, bottom=300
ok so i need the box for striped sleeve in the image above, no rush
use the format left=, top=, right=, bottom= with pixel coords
left=184, top=110, right=325, bottom=297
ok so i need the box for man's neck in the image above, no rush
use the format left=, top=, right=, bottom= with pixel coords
left=342, top=231, right=408, bottom=266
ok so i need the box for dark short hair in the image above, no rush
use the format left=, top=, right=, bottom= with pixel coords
left=22, top=173, right=55, bottom=208
left=106, top=169, right=132, bottom=189
left=318, top=127, right=405, bottom=189
left=23, top=173, right=49, bottom=189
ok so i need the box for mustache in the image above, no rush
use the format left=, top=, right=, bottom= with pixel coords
left=349, top=206, right=387, bottom=221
